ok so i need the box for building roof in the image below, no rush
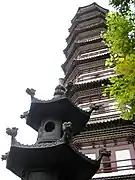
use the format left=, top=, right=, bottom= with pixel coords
left=71, top=2, right=108, bottom=24
left=27, top=95, right=90, bottom=134
left=6, top=140, right=100, bottom=179
left=86, top=118, right=134, bottom=130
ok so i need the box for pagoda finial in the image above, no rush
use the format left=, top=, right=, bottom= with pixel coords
left=53, top=79, right=74, bottom=98
left=53, top=78, right=66, bottom=98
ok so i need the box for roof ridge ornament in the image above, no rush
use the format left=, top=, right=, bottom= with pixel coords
left=26, top=88, right=46, bottom=103
left=26, top=88, right=36, bottom=98
left=6, top=127, right=18, bottom=145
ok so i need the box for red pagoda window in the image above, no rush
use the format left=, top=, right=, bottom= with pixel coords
left=115, top=149, right=132, bottom=170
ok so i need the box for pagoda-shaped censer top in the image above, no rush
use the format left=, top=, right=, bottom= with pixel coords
left=2, top=79, right=110, bottom=180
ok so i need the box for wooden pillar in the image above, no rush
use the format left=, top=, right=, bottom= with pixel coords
left=110, top=148, right=117, bottom=172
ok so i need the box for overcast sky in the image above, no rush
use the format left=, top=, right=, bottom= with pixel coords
left=0, top=1, right=110, bottom=179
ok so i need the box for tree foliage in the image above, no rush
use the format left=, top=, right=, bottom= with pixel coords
left=104, top=0, right=135, bottom=119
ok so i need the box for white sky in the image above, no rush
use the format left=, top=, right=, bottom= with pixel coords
left=0, top=1, right=110, bottom=179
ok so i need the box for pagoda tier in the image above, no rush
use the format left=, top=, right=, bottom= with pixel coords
left=68, top=79, right=120, bottom=124
left=6, top=137, right=100, bottom=179
left=73, top=119, right=135, bottom=148
left=64, top=21, right=107, bottom=59
left=63, top=48, right=110, bottom=84
left=26, top=95, right=90, bottom=134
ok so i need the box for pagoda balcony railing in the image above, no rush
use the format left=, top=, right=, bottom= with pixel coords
left=76, top=48, right=109, bottom=60
left=94, top=158, right=135, bottom=178
left=77, top=98, right=121, bottom=121
left=80, top=106, right=119, bottom=116
left=78, top=98, right=115, bottom=107
left=64, top=35, right=100, bottom=58
left=75, top=68, right=115, bottom=84
left=90, top=111, right=121, bottom=120
left=75, top=35, right=100, bottom=44
left=78, top=98, right=117, bottom=111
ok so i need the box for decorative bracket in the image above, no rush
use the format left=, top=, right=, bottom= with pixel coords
left=1, top=152, right=9, bottom=161
left=20, top=111, right=29, bottom=119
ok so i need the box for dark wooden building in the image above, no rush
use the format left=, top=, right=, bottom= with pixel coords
left=62, top=2, right=135, bottom=179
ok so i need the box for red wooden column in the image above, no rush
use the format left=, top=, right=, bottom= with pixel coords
left=109, top=147, right=117, bottom=172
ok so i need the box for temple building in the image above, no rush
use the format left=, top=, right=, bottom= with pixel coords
left=62, top=2, right=135, bottom=179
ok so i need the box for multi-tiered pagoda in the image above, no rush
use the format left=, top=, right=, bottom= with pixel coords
left=62, top=2, right=135, bottom=179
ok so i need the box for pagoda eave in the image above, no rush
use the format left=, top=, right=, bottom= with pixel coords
left=66, top=20, right=106, bottom=45
left=74, top=78, right=110, bottom=90
left=63, top=53, right=110, bottom=82
left=69, top=12, right=106, bottom=35
left=27, top=96, right=90, bottom=134
left=71, top=2, right=108, bottom=24
left=73, top=119, right=135, bottom=146
left=64, top=36, right=102, bottom=59
left=86, top=118, right=134, bottom=130
left=62, top=51, right=110, bottom=75
left=69, top=79, right=110, bottom=98
left=6, top=142, right=99, bottom=180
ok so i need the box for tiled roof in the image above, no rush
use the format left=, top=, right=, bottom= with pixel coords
left=71, top=2, right=108, bottom=23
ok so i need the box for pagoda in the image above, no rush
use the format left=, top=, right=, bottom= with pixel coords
left=62, top=2, right=135, bottom=180
left=1, top=81, right=110, bottom=180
